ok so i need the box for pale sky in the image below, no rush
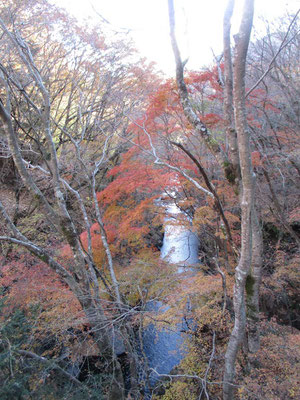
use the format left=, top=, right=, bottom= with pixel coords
left=51, top=0, right=299, bottom=75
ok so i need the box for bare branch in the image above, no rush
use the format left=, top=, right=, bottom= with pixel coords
left=131, top=118, right=214, bottom=197
left=199, top=331, right=216, bottom=400
left=171, top=141, right=234, bottom=244
left=0, top=236, right=77, bottom=286
left=246, top=9, right=300, bottom=98
left=16, top=350, right=83, bottom=386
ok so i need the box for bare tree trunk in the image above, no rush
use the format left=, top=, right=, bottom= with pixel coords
left=223, top=1, right=255, bottom=398
left=246, top=206, right=262, bottom=353
left=223, top=0, right=240, bottom=186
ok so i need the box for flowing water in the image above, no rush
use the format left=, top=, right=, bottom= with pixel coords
left=160, top=202, right=199, bottom=267
left=142, top=199, right=199, bottom=392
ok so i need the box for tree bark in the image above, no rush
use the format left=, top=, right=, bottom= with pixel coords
left=223, top=1, right=255, bottom=398
left=246, top=206, right=262, bottom=353
left=223, top=0, right=241, bottom=185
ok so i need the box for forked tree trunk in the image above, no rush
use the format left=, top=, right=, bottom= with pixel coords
left=223, top=0, right=263, bottom=357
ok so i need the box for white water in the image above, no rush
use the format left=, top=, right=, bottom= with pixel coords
left=160, top=202, right=199, bottom=267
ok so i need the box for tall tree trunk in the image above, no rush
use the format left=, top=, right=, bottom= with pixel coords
left=223, top=1, right=255, bottom=398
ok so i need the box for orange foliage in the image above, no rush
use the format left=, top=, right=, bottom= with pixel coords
left=0, top=253, right=82, bottom=332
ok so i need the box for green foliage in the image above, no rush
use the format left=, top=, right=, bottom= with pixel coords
left=0, top=296, right=100, bottom=400
left=0, top=297, right=36, bottom=399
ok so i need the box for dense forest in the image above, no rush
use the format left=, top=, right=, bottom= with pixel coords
left=0, top=0, right=299, bottom=399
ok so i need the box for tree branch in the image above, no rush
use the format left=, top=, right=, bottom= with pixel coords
left=171, top=141, right=233, bottom=243
left=246, top=9, right=300, bottom=98
left=0, top=235, right=78, bottom=288
left=16, top=350, right=83, bottom=386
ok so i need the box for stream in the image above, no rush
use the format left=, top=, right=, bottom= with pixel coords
left=142, top=199, right=199, bottom=392
left=160, top=202, right=199, bottom=267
